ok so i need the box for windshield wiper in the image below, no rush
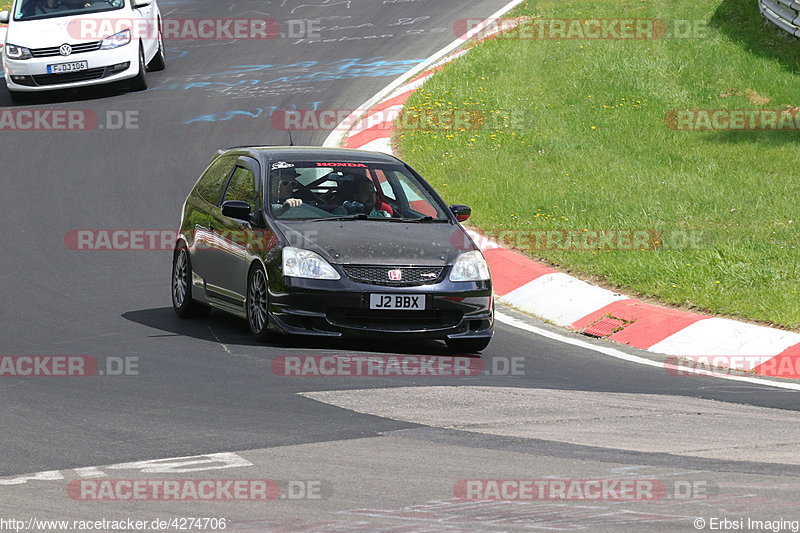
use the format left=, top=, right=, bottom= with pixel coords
left=397, top=216, right=448, bottom=223
left=305, top=214, right=370, bottom=222
left=303, top=214, right=448, bottom=223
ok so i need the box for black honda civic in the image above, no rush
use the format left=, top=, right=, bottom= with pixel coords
left=171, top=146, right=493, bottom=353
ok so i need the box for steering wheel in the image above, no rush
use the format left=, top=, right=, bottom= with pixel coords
left=290, top=176, right=330, bottom=205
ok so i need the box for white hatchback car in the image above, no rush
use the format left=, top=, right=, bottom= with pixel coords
left=0, top=0, right=164, bottom=102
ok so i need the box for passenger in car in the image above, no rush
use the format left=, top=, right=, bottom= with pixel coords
left=327, top=178, right=356, bottom=211
left=21, top=0, right=94, bottom=16
left=332, top=174, right=394, bottom=217
left=20, top=0, right=59, bottom=16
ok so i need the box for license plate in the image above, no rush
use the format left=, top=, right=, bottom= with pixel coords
left=47, top=61, right=89, bottom=74
left=369, top=294, right=425, bottom=310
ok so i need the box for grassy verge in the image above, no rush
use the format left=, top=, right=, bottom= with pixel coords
left=397, top=0, right=800, bottom=329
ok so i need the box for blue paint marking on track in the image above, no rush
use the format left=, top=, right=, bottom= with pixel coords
left=153, top=58, right=425, bottom=91
left=184, top=101, right=323, bottom=124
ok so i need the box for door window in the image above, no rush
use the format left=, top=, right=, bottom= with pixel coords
left=224, top=166, right=257, bottom=209
left=195, top=156, right=236, bottom=205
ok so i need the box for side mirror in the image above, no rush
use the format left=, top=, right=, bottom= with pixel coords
left=132, top=0, right=151, bottom=7
left=221, top=200, right=252, bottom=221
left=0, top=11, right=10, bottom=24
left=450, top=204, right=471, bottom=222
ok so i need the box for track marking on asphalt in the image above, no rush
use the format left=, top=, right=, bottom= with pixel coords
left=495, top=312, right=800, bottom=391
left=207, top=324, right=233, bottom=355
left=341, top=498, right=695, bottom=530
left=0, top=453, right=252, bottom=486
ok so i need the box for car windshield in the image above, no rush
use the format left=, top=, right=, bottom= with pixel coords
left=14, top=0, right=125, bottom=21
left=267, top=161, right=450, bottom=222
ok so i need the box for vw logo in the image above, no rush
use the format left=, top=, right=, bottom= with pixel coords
left=387, top=269, right=402, bottom=281
left=59, top=44, right=72, bottom=56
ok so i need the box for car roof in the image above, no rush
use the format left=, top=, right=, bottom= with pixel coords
left=218, top=146, right=402, bottom=167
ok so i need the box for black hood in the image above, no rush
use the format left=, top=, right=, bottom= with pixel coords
left=272, top=220, right=476, bottom=266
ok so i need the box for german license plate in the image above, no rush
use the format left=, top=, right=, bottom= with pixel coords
left=47, top=61, right=89, bottom=74
left=369, top=294, right=425, bottom=310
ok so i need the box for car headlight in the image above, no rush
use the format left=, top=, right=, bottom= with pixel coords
left=5, top=44, right=32, bottom=60
left=449, top=251, right=490, bottom=282
left=100, top=29, right=131, bottom=50
left=282, top=247, right=340, bottom=280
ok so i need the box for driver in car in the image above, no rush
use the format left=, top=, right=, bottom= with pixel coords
left=271, top=168, right=304, bottom=216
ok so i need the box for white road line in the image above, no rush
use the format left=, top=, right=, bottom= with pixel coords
left=495, top=312, right=800, bottom=391
left=207, top=324, right=233, bottom=355
left=0, top=453, right=252, bottom=486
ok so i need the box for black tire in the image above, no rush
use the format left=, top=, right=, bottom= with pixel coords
left=129, top=46, right=148, bottom=91
left=172, top=246, right=210, bottom=318
left=247, top=264, right=272, bottom=341
left=147, top=30, right=166, bottom=71
left=445, top=337, right=491, bottom=354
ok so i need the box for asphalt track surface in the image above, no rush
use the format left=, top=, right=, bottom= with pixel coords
left=1, top=0, right=800, bottom=530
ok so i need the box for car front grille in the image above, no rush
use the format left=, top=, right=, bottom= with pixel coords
left=326, top=309, right=463, bottom=332
left=341, top=265, right=445, bottom=287
left=32, top=67, right=107, bottom=86
left=30, top=41, right=102, bottom=58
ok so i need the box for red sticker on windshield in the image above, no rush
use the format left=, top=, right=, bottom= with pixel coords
left=316, top=162, right=368, bottom=168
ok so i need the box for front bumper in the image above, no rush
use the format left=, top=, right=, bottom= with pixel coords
left=759, top=0, right=800, bottom=37
left=3, top=43, right=138, bottom=92
left=268, top=276, right=494, bottom=339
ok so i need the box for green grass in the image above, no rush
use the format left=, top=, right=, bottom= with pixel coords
left=397, top=0, right=800, bottom=329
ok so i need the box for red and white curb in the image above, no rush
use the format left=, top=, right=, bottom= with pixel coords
left=323, top=1, right=800, bottom=380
